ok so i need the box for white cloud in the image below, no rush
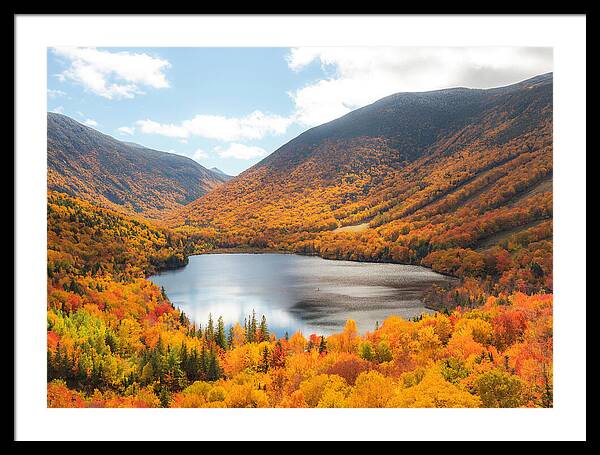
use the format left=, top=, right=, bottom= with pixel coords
left=286, top=47, right=553, bottom=126
left=215, top=143, right=267, bottom=160
left=286, top=47, right=323, bottom=72
left=83, top=119, right=98, bottom=127
left=136, top=110, right=292, bottom=142
left=117, top=126, right=135, bottom=136
left=192, top=148, right=209, bottom=162
left=51, top=47, right=171, bottom=100
left=183, top=111, right=292, bottom=142
left=51, top=106, right=64, bottom=114
left=135, top=119, right=189, bottom=139
left=47, top=89, right=66, bottom=98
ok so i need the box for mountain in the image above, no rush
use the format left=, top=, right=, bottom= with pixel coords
left=210, top=167, right=233, bottom=180
left=168, top=73, right=553, bottom=293
left=47, top=113, right=229, bottom=218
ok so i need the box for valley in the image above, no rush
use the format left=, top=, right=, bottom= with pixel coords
left=46, top=73, right=554, bottom=408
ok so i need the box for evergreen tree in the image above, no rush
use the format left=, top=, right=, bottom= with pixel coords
left=207, top=348, right=222, bottom=381
left=215, top=316, right=227, bottom=350
left=179, top=341, right=188, bottom=378
left=318, top=336, right=327, bottom=354
left=163, top=348, right=185, bottom=391
left=259, top=315, right=269, bottom=342
left=249, top=310, right=257, bottom=343
left=179, top=310, right=189, bottom=326
left=158, top=385, right=171, bottom=408
left=227, top=326, right=234, bottom=349
left=259, top=345, right=270, bottom=373
left=206, top=313, right=215, bottom=344
left=187, top=348, right=201, bottom=382
left=200, top=344, right=208, bottom=380
left=151, top=336, right=166, bottom=380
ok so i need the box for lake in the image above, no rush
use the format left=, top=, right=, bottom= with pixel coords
left=149, top=253, right=453, bottom=337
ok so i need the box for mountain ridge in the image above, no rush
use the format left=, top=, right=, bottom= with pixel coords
left=239, top=72, right=553, bottom=177
left=47, top=112, right=229, bottom=218
left=167, top=73, right=553, bottom=295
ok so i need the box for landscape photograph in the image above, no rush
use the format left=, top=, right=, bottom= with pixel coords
left=43, top=45, right=557, bottom=410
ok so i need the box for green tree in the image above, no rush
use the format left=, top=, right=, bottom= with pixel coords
left=200, top=344, right=208, bottom=379
left=227, top=326, right=234, bottom=349
left=475, top=370, right=524, bottom=408
left=207, top=348, right=222, bottom=381
left=249, top=310, right=257, bottom=343
left=259, top=345, right=270, bottom=372
left=158, top=385, right=171, bottom=408
left=318, top=336, right=327, bottom=354
left=259, top=315, right=269, bottom=342
left=440, top=357, right=470, bottom=384
left=375, top=340, right=393, bottom=363
left=162, top=347, right=185, bottom=391
left=359, top=341, right=375, bottom=361
left=215, top=316, right=227, bottom=350
left=206, top=313, right=215, bottom=344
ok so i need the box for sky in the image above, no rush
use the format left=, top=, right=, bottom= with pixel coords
left=47, top=47, right=553, bottom=176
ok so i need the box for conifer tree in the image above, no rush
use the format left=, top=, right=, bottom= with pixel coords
left=318, top=335, right=327, bottom=354
left=260, top=345, right=270, bottom=373
left=227, top=326, right=234, bottom=349
left=249, top=310, right=257, bottom=343
left=179, top=341, right=188, bottom=377
left=207, top=348, right=222, bottom=381
left=185, top=347, right=201, bottom=382
left=158, top=385, right=171, bottom=408
left=259, top=315, right=269, bottom=342
left=206, top=313, right=215, bottom=344
left=200, top=344, right=208, bottom=380
left=215, top=316, right=227, bottom=350
left=151, top=336, right=166, bottom=379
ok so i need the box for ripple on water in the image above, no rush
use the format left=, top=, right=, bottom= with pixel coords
left=149, top=253, right=453, bottom=336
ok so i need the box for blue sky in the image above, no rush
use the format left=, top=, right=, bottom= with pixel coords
left=47, top=47, right=553, bottom=175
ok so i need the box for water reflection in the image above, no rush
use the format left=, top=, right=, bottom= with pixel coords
left=149, top=253, right=452, bottom=336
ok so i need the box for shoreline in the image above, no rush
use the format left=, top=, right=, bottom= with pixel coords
left=189, top=247, right=460, bottom=281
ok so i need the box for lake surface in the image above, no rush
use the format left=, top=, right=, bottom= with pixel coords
left=149, top=253, right=453, bottom=337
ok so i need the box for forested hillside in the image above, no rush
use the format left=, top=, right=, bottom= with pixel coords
left=48, top=113, right=229, bottom=218
left=47, top=191, right=552, bottom=408
left=168, top=74, right=553, bottom=302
